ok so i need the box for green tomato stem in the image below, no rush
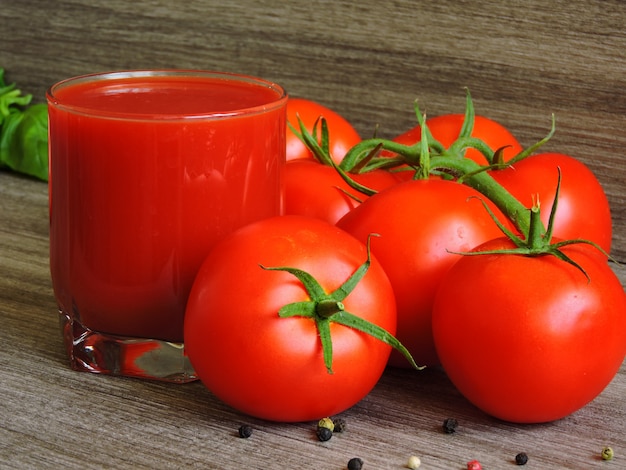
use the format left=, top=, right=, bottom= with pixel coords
left=339, top=139, right=421, bottom=172
left=528, top=205, right=546, bottom=250
left=430, top=154, right=533, bottom=236
left=316, top=299, right=345, bottom=319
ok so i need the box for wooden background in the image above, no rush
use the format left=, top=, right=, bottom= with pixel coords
left=3, top=0, right=625, bottom=261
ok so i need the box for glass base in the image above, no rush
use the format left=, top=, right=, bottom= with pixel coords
left=59, top=309, right=197, bottom=383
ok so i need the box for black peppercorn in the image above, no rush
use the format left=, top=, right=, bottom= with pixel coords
left=333, top=417, right=347, bottom=433
left=347, top=457, right=363, bottom=470
left=442, top=417, right=458, bottom=434
left=515, top=452, right=528, bottom=465
left=316, top=426, right=333, bottom=442
left=238, top=424, right=253, bottom=438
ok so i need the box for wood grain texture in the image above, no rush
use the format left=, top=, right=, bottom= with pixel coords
left=1, top=2, right=626, bottom=468
left=2, top=0, right=626, bottom=260
left=1, top=170, right=625, bottom=469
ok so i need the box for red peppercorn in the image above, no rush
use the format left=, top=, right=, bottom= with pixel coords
left=467, top=460, right=482, bottom=470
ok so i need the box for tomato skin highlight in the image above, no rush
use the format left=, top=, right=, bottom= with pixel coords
left=491, top=152, right=613, bottom=254
left=286, top=98, right=361, bottom=164
left=184, top=215, right=397, bottom=422
left=432, top=237, right=626, bottom=423
left=337, top=179, right=505, bottom=367
left=284, top=160, right=401, bottom=225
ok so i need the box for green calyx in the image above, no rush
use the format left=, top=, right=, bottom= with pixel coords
left=455, top=168, right=611, bottom=281
left=289, top=114, right=380, bottom=198
left=260, top=235, right=420, bottom=374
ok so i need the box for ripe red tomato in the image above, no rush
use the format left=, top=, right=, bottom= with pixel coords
left=432, top=237, right=626, bottom=423
left=337, top=179, right=505, bottom=367
left=392, top=114, right=523, bottom=167
left=491, top=152, right=612, bottom=254
left=184, top=215, right=397, bottom=422
left=284, top=160, right=401, bottom=225
left=286, top=97, right=361, bottom=164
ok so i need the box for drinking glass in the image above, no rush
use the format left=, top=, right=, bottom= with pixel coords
left=47, top=70, right=287, bottom=382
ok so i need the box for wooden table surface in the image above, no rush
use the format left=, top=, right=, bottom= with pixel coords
left=2, top=0, right=626, bottom=468
left=1, top=170, right=625, bottom=469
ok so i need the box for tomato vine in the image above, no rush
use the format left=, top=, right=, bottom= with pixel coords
left=296, top=89, right=611, bottom=270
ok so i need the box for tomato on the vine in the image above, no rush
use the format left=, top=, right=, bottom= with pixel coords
left=392, top=114, right=523, bottom=166
left=286, top=97, right=361, bottom=164
left=491, top=152, right=613, bottom=254
left=337, top=179, right=506, bottom=367
left=284, top=160, right=401, bottom=225
left=432, top=237, right=626, bottom=423
left=184, top=215, right=399, bottom=422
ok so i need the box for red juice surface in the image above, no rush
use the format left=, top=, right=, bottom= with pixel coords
left=48, top=72, right=286, bottom=342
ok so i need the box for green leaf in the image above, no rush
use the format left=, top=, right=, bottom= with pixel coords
left=0, top=103, right=49, bottom=181
left=0, top=69, right=49, bottom=181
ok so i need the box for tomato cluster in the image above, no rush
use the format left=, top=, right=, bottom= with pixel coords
left=184, top=96, right=626, bottom=424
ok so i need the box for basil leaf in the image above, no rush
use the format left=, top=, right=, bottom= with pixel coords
left=0, top=68, right=49, bottom=181
left=0, top=103, right=49, bottom=181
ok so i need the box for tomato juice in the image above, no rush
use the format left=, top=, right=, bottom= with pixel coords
left=48, top=71, right=287, bottom=351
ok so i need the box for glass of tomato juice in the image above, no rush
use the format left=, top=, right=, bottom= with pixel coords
left=47, top=70, right=287, bottom=382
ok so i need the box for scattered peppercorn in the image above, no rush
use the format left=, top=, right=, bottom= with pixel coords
left=316, top=426, right=333, bottom=442
left=347, top=457, right=363, bottom=470
left=442, top=417, right=459, bottom=434
left=238, top=424, right=253, bottom=438
left=318, top=417, right=335, bottom=432
left=407, top=455, right=421, bottom=469
left=333, top=417, right=347, bottom=433
left=467, top=460, right=482, bottom=470
left=601, top=446, right=614, bottom=461
left=515, top=452, right=528, bottom=465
